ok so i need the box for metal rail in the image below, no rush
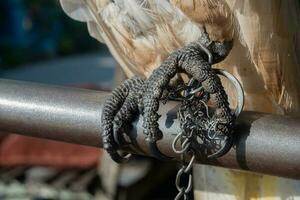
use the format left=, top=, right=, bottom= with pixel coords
left=0, top=79, right=299, bottom=179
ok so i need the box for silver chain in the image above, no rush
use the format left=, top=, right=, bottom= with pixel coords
left=172, top=78, right=204, bottom=200
left=170, top=68, right=245, bottom=200
left=172, top=112, right=196, bottom=200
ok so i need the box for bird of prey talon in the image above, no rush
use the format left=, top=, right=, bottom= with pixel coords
left=101, top=76, right=144, bottom=163
left=101, top=32, right=235, bottom=162
left=59, top=0, right=244, bottom=162
left=60, top=0, right=300, bottom=198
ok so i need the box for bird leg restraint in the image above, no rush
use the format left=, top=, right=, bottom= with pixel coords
left=102, top=33, right=244, bottom=199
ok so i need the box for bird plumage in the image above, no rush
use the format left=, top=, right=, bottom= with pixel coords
left=60, top=0, right=216, bottom=77
left=60, top=0, right=300, bottom=114
left=60, top=0, right=300, bottom=199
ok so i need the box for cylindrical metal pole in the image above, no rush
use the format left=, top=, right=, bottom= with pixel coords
left=0, top=79, right=299, bottom=179
left=0, top=79, right=105, bottom=147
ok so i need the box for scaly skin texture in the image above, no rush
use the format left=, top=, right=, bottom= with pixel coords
left=102, top=33, right=234, bottom=162
left=101, top=77, right=144, bottom=162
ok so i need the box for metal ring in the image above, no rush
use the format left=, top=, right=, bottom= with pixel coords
left=198, top=42, right=213, bottom=64
left=184, top=174, right=193, bottom=193
left=189, top=86, right=204, bottom=95
left=201, top=69, right=243, bottom=158
left=184, top=69, right=244, bottom=117
left=214, top=69, right=244, bottom=118
left=174, top=188, right=185, bottom=200
left=175, top=168, right=193, bottom=192
left=183, top=154, right=195, bottom=173
left=185, top=128, right=196, bottom=139
left=172, top=132, right=191, bottom=154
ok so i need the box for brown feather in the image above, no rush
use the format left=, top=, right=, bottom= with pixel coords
left=60, top=1, right=300, bottom=198
left=60, top=0, right=300, bottom=114
left=171, top=0, right=235, bottom=42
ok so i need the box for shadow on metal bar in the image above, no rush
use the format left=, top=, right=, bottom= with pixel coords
left=0, top=79, right=299, bottom=179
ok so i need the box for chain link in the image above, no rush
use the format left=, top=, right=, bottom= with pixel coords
left=171, top=76, right=226, bottom=199
left=171, top=69, right=244, bottom=200
left=173, top=114, right=196, bottom=199
left=172, top=79, right=203, bottom=200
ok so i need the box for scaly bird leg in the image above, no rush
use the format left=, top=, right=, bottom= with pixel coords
left=101, top=76, right=144, bottom=163
left=102, top=34, right=234, bottom=161
left=142, top=34, right=233, bottom=158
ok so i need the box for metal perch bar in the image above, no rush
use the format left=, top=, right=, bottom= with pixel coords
left=0, top=79, right=299, bottom=179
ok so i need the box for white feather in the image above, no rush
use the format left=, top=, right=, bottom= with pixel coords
left=59, top=0, right=93, bottom=22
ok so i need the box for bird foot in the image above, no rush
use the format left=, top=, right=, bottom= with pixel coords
left=101, top=76, right=144, bottom=163
left=101, top=37, right=243, bottom=162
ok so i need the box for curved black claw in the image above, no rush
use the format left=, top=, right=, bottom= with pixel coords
left=102, top=34, right=240, bottom=163
left=207, top=127, right=234, bottom=159
left=101, top=76, right=144, bottom=163
left=141, top=34, right=236, bottom=159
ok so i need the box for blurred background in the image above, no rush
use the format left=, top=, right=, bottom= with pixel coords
left=0, top=1, right=178, bottom=199
left=0, top=0, right=180, bottom=200
left=0, top=0, right=116, bottom=86
left=3, top=1, right=300, bottom=200
left=1, top=0, right=102, bottom=68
